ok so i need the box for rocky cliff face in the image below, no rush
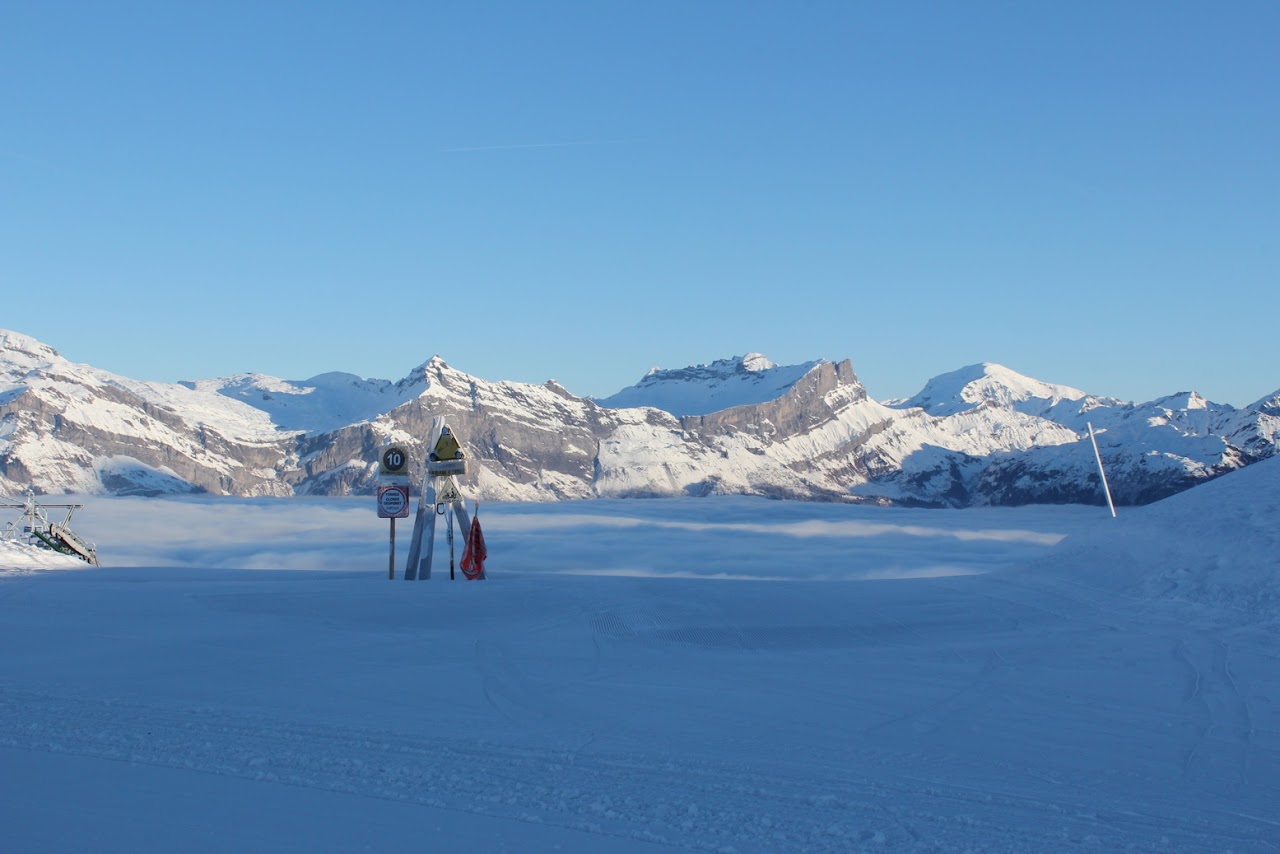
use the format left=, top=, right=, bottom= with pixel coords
left=2, top=330, right=1276, bottom=507
left=292, top=357, right=645, bottom=501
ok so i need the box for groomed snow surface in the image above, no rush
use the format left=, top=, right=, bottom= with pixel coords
left=2, top=460, right=1278, bottom=852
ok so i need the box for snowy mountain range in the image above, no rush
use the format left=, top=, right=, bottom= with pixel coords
left=2, top=329, right=1277, bottom=505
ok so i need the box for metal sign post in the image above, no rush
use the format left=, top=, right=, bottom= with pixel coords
left=376, top=443, right=412, bottom=578
left=404, top=417, right=477, bottom=580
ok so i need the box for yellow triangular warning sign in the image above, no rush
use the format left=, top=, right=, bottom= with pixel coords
left=430, top=425, right=463, bottom=461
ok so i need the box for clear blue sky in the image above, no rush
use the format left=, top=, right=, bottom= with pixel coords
left=3, top=1, right=1277, bottom=405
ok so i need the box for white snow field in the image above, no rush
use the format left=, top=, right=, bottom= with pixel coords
left=2, top=462, right=1278, bottom=852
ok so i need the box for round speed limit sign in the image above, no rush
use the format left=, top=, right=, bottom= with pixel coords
left=379, top=444, right=409, bottom=476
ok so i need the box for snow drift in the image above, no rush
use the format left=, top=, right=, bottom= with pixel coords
left=1031, top=454, right=1280, bottom=623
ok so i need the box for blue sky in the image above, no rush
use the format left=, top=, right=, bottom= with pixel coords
left=3, top=1, right=1277, bottom=405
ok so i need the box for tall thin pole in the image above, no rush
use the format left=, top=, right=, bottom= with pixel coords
left=389, top=517, right=396, bottom=579
left=447, top=504, right=456, bottom=580
left=1087, top=422, right=1117, bottom=518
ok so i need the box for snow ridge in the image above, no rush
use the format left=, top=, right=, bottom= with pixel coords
left=183, top=370, right=422, bottom=434
left=1251, top=387, right=1280, bottom=416
left=596, top=353, right=823, bottom=416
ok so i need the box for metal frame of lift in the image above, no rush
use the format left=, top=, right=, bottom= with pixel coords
left=1, top=488, right=100, bottom=565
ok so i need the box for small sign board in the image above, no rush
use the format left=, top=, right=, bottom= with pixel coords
left=379, top=445, right=410, bottom=477
left=427, top=458, right=467, bottom=477
left=436, top=478, right=462, bottom=505
left=376, top=484, right=411, bottom=518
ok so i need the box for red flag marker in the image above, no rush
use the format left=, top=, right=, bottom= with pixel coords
left=461, top=503, right=487, bottom=580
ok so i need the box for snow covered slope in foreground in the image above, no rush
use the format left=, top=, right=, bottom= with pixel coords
left=1030, top=454, right=1280, bottom=620
left=1, top=484, right=1278, bottom=850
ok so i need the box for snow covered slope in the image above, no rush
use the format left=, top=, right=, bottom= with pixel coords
left=1252, top=386, right=1280, bottom=416
left=182, top=370, right=426, bottom=434
left=0, top=537, right=85, bottom=571
left=1030, top=454, right=1280, bottom=620
left=1, top=490, right=1277, bottom=851
left=0, top=331, right=296, bottom=496
left=896, top=361, right=1101, bottom=418
left=595, top=354, right=821, bottom=416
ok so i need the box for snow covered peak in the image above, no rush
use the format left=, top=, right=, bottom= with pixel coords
left=739, top=353, right=776, bottom=372
left=0, top=329, right=59, bottom=358
left=1, top=329, right=65, bottom=378
left=599, top=354, right=824, bottom=416
left=896, top=362, right=1089, bottom=418
left=1149, top=391, right=1219, bottom=412
left=396, top=355, right=448, bottom=389
left=1252, top=388, right=1280, bottom=416
left=405, top=354, right=453, bottom=380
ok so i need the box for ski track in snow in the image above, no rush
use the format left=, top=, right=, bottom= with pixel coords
left=1173, top=635, right=1258, bottom=791
left=3, top=493, right=1280, bottom=852
left=4, top=685, right=1275, bottom=853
